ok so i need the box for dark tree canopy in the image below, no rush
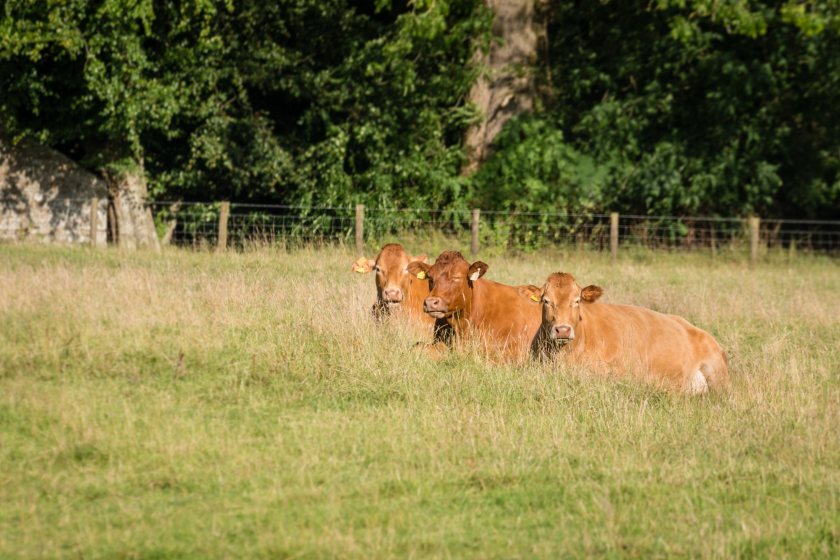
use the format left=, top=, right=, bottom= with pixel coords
left=1, top=0, right=839, bottom=219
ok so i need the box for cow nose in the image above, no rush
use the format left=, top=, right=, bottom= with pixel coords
left=383, top=288, right=402, bottom=302
left=424, top=297, right=444, bottom=312
left=552, top=324, right=573, bottom=340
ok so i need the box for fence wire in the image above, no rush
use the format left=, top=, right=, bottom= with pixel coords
left=146, top=202, right=840, bottom=254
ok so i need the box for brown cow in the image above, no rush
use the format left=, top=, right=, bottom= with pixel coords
left=352, top=243, right=434, bottom=324
left=407, top=251, right=541, bottom=360
left=529, top=272, right=729, bottom=394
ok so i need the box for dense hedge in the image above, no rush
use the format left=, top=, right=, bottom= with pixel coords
left=1, top=1, right=838, bottom=219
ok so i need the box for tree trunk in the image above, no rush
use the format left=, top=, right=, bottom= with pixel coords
left=160, top=201, right=182, bottom=246
left=462, top=0, right=540, bottom=175
left=104, top=161, right=160, bottom=251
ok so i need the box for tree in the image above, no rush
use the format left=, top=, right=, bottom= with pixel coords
left=2, top=0, right=490, bottom=214
left=0, top=0, right=201, bottom=248
left=467, top=0, right=840, bottom=218
left=462, top=0, right=540, bottom=175
left=2, top=0, right=839, bottom=223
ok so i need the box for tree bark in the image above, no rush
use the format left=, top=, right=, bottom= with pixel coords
left=160, top=201, right=182, bottom=246
left=103, top=160, right=160, bottom=251
left=462, top=0, right=540, bottom=175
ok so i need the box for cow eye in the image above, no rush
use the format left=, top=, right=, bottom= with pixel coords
left=374, top=265, right=382, bottom=273
left=573, top=298, right=581, bottom=306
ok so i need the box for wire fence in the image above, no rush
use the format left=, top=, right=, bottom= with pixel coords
left=147, top=201, right=840, bottom=255
left=6, top=196, right=838, bottom=255
left=152, top=202, right=358, bottom=248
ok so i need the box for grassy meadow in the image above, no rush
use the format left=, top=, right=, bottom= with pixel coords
left=0, top=242, right=838, bottom=558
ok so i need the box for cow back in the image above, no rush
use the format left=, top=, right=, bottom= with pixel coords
left=466, top=279, right=542, bottom=361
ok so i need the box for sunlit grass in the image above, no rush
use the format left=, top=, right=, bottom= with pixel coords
left=0, top=243, right=838, bottom=558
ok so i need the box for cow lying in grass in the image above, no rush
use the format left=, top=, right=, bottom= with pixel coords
left=352, top=243, right=433, bottom=324
left=407, top=250, right=541, bottom=361
left=352, top=243, right=453, bottom=343
left=529, top=272, right=729, bottom=394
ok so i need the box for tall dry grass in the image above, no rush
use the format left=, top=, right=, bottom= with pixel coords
left=0, top=243, right=838, bottom=558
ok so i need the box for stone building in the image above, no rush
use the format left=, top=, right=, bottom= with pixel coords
left=0, top=138, right=108, bottom=246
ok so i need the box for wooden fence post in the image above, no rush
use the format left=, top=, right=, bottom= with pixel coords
left=471, top=208, right=480, bottom=258
left=749, top=216, right=760, bottom=266
left=355, top=204, right=364, bottom=256
left=89, top=196, right=98, bottom=248
left=217, top=201, right=230, bottom=252
left=610, top=212, right=619, bottom=262
left=710, top=221, right=717, bottom=258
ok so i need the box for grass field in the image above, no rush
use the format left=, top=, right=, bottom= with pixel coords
left=1, top=243, right=838, bottom=558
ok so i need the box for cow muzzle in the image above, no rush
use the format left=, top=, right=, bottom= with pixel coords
left=423, top=296, right=449, bottom=319
left=382, top=288, right=403, bottom=305
left=550, top=324, right=574, bottom=344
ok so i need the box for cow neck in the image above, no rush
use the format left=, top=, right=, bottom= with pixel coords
left=447, top=277, right=478, bottom=335
left=569, top=301, right=597, bottom=353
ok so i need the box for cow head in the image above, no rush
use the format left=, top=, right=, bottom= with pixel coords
left=407, top=250, right=487, bottom=319
left=537, top=273, right=603, bottom=344
left=352, top=244, right=427, bottom=307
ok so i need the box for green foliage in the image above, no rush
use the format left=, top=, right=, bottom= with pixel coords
left=0, top=0, right=228, bottom=171
left=656, top=0, right=772, bottom=39
left=657, top=0, right=840, bottom=37
left=276, top=0, right=488, bottom=209
left=0, top=0, right=488, bottom=208
left=511, top=0, right=840, bottom=219
left=1, top=0, right=839, bottom=220
left=470, top=116, right=609, bottom=214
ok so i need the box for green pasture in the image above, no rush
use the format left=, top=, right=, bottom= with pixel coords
left=0, top=244, right=837, bottom=558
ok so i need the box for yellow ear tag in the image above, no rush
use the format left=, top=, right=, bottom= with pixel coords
left=354, top=266, right=365, bottom=273
left=416, top=271, right=426, bottom=280
left=530, top=294, right=539, bottom=302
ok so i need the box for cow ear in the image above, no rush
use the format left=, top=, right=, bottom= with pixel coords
left=517, top=284, right=543, bottom=303
left=411, top=253, right=428, bottom=264
left=352, top=257, right=374, bottom=274
left=468, top=261, right=488, bottom=281
left=407, top=260, right=431, bottom=280
left=581, top=285, right=603, bottom=302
